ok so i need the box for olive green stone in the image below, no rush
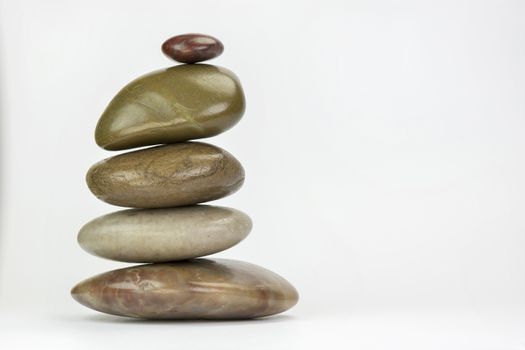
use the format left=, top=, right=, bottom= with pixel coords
left=95, top=64, right=245, bottom=151
left=86, top=142, right=244, bottom=208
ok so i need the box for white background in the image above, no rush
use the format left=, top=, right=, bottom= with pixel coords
left=1, top=0, right=525, bottom=349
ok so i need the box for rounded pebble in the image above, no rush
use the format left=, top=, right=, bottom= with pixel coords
left=86, top=142, right=244, bottom=208
left=78, top=206, right=252, bottom=263
left=95, top=64, right=245, bottom=151
left=162, top=33, right=224, bottom=63
left=71, top=259, right=299, bottom=319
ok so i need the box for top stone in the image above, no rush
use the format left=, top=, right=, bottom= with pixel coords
left=162, top=34, right=224, bottom=64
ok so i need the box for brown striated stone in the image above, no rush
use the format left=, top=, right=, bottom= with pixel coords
left=86, top=142, right=244, bottom=208
left=71, top=259, right=299, bottom=319
left=162, top=33, right=224, bottom=63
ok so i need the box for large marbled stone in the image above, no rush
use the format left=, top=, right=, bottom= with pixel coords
left=95, top=64, right=245, bottom=151
left=86, top=142, right=244, bottom=208
left=78, top=206, right=252, bottom=263
left=71, top=259, right=299, bottom=319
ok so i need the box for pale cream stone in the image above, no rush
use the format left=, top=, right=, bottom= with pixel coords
left=78, top=205, right=252, bottom=263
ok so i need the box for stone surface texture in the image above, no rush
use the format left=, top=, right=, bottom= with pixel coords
left=86, top=142, right=244, bottom=208
left=78, top=206, right=252, bottom=262
left=71, top=259, right=299, bottom=319
left=95, top=64, right=245, bottom=151
left=162, top=33, right=224, bottom=64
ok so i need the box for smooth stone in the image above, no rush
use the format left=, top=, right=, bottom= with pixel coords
left=95, top=64, right=245, bottom=151
left=86, top=142, right=244, bottom=208
left=71, top=259, right=299, bottom=319
left=78, top=206, right=252, bottom=263
left=162, top=33, right=224, bottom=64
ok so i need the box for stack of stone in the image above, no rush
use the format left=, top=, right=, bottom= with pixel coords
left=71, top=34, right=298, bottom=319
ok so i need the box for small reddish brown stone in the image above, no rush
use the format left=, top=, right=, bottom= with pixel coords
left=162, top=33, right=224, bottom=64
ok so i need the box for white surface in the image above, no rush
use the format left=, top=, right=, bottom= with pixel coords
left=1, top=0, right=525, bottom=347
left=1, top=307, right=525, bottom=350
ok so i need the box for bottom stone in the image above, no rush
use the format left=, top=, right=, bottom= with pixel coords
left=71, top=259, right=299, bottom=319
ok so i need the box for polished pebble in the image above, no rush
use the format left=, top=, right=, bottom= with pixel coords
left=86, top=142, right=244, bottom=208
left=71, top=259, right=299, bottom=319
left=162, top=33, right=224, bottom=63
left=95, top=64, right=245, bottom=151
left=78, top=206, right=252, bottom=263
